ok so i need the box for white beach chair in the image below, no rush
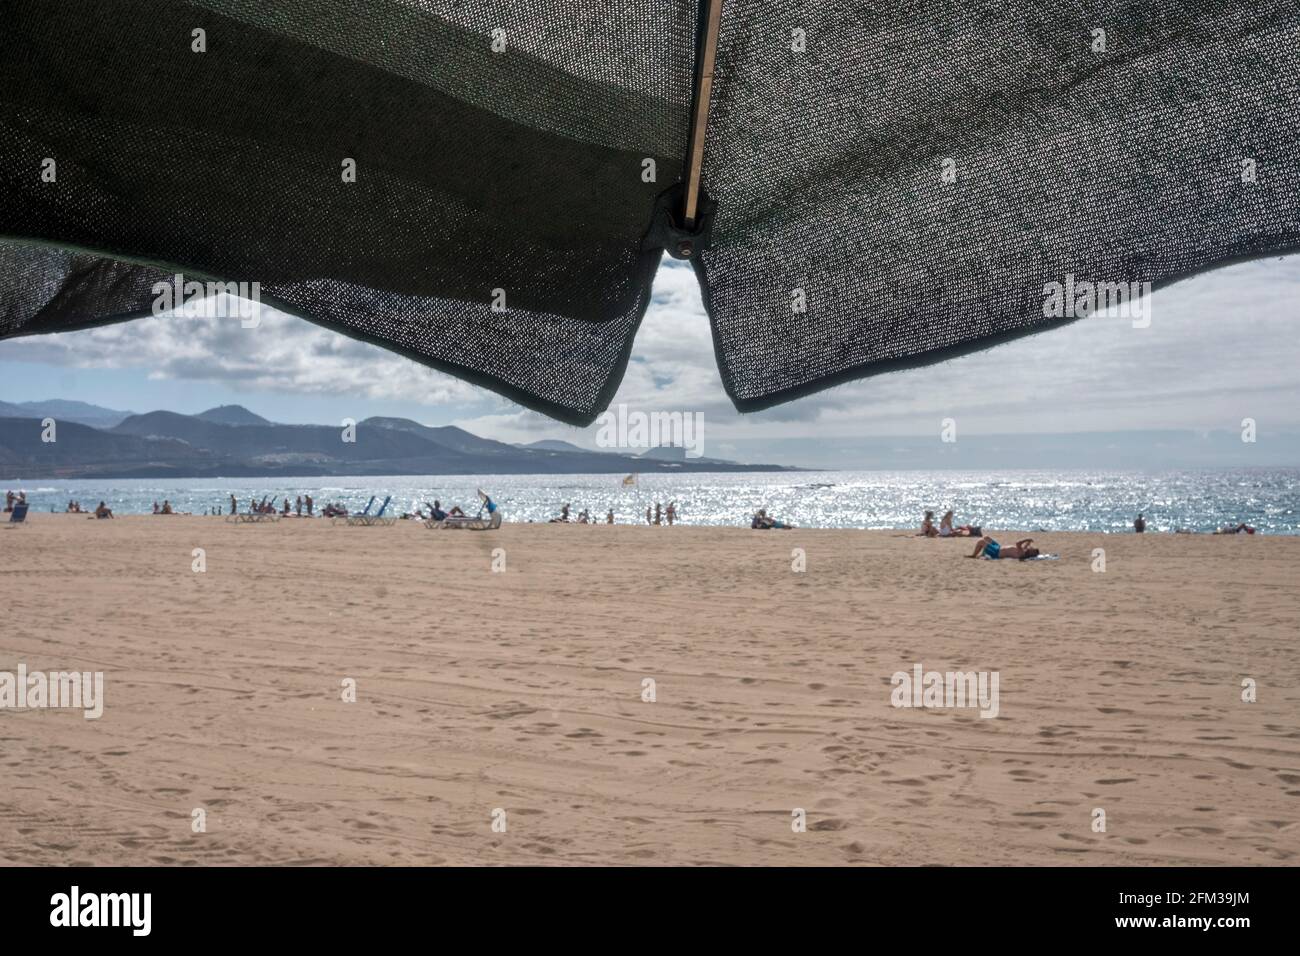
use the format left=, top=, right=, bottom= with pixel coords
left=425, top=509, right=502, bottom=531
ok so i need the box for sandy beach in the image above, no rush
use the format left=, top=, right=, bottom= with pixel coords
left=1, top=514, right=1297, bottom=866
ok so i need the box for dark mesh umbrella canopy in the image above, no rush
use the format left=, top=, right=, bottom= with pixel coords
left=2, top=1, right=1298, bottom=424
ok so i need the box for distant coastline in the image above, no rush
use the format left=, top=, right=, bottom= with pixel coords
left=5, top=468, right=1297, bottom=533
left=0, top=402, right=797, bottom=480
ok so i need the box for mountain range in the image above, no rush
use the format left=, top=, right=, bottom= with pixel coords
left=0, top=402, right=794, bottom=479
left=0, top=398, right=136, bottom=429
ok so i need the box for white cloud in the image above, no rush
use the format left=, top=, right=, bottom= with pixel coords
left=3, top=295, right=485, bottom=406
left=4, top=253, right=1299, bottom=449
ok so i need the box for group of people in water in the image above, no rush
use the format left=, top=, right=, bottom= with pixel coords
left=545, top=501, right=679, bottom=525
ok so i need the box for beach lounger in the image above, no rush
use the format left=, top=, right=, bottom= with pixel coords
left=345, top=495, right=396, bottom=526
left=226, top=512, right=281, bottom=523
left=6, top=502, right=29, bottom=526
left=331, top=496, right=375, bottom=526
left=424, top=509, right=503, bottom=531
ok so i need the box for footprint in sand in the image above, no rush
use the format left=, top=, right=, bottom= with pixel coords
left=1008, top=769, right=1047, bottom=782
left=809, top=818, right=850, bottom=831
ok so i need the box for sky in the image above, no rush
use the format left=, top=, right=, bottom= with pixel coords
left=2, top=253, right=1299, bottom=469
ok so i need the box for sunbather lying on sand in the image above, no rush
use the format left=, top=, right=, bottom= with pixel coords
left=1214, top=523, right=1256, bottom=535
left=939, top=510, right=979, bottom=537
left=751, top=508, right=794, bottom=529
left=969, top=536, right=1039, bottom=560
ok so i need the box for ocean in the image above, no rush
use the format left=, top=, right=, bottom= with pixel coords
left=7, top=468, right=1299, bottom=533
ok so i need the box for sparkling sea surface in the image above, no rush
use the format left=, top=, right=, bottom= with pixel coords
left=7, top=469, right=1299, bottom=533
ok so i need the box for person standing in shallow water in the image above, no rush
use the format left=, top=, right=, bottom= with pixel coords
left=305, top=494, right=314, bottom=517
left=666, top=501, right=676, bottom=525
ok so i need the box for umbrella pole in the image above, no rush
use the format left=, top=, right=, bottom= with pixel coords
left=682, top=0, right=725, bottom=231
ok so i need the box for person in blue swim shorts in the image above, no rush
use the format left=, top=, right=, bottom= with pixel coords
left=969, top=536, right=1039, bottom=560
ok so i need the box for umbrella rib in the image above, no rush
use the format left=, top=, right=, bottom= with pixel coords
left=683, top=0, right=725, bottom=230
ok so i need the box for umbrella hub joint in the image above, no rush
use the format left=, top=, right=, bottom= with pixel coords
left=644, top=183, right=715, bottom=261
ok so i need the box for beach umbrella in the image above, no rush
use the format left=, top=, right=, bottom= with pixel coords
left=1, top=1, right=1297, bottom=425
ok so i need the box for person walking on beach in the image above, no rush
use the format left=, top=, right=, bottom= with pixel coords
left=229, top=494, right=236, bottom=515
left=296, top=495, right=302, bottom=516
left=606, top=509, right=614, bottom=524
left=666, top=501, right=676, bottom=525
left=1134, top=513, right=1146, bottom=533
left=305, top=494, right=314, bottom=517
left=654, top=502, right=662, bottom=525
left=645, top=505, right=652, bottom=525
